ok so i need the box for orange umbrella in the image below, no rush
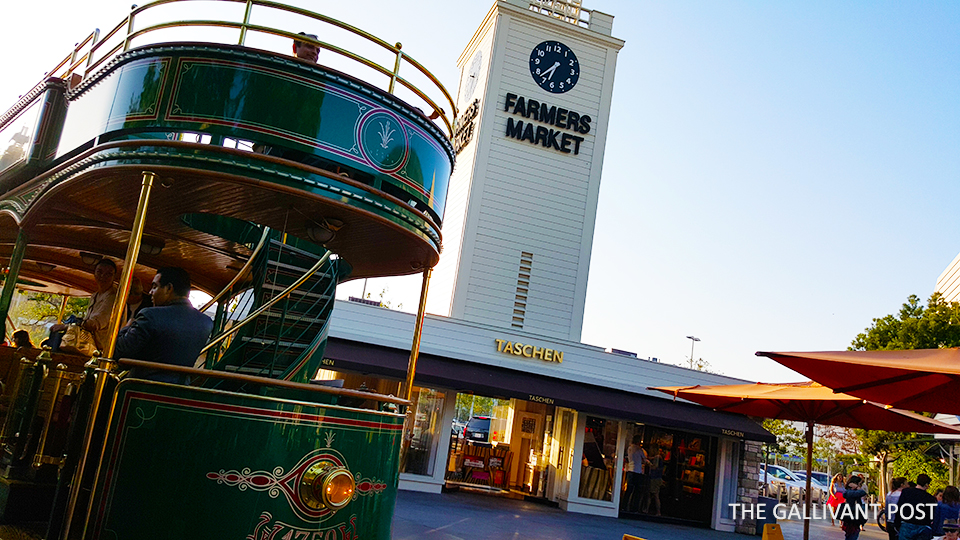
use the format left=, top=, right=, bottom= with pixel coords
left=757, top=349, right=960, bottom=414
left=650, top=381, right=960, bottom=540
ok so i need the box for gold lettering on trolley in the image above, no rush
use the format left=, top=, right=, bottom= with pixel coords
left=494, top=339, right=562, bottom=363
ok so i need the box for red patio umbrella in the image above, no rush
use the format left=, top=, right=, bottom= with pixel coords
left=650, top=381, right=960, bottom=540
left=757, top=349, right=960, bottom=414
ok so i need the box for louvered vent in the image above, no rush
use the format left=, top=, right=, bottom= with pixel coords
left=512, top=251, right=533, bottom=328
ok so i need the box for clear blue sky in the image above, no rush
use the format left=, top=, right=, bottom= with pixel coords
left=3, top=1, right=958, bottom=382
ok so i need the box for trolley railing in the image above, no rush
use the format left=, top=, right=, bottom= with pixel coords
left=34, top=0, right=457, bottom=137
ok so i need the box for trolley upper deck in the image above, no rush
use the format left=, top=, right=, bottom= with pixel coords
left=0, top=0, right=457, bottom=296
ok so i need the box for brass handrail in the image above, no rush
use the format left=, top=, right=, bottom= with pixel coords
left=83, top=17, right=129, bottom=76
left=200, top=250, right=331, bottom=355
left=45, top=29, right=99, bottom=80
left=42, top=0, right=457, bottom=137
left=116, top=358, right=409, bottom=405
left=199, top=226, right=270, bottom=313
left=33, top=361, right=71, bottom=468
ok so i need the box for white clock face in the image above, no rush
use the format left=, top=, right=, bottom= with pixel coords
left=464, top=50, right=483, bottom=102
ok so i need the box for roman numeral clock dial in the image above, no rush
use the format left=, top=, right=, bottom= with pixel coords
left=529, top=40, right=579, bottom=94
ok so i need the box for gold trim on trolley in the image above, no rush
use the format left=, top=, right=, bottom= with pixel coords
left=37, top=0, right=458, bottom=138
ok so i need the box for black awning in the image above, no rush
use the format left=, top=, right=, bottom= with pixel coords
left=324, top=338, right=774, bottom=443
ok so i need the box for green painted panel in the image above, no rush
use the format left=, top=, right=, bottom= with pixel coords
left=107, top=58, right=168, bottom=125
left=169, top=60, right=361, bottom=157
left=56, top=45, right=454, bottom=223
left=91, top=380, right=402, bottom=539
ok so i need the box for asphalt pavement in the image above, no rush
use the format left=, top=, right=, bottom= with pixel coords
left=392, top=490, right=890, bottom=540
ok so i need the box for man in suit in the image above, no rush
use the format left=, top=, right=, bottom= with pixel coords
left=114, top=267, right=213, bottom=383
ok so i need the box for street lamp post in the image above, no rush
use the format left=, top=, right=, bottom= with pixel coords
left=686, top=335, right=700, bottom=369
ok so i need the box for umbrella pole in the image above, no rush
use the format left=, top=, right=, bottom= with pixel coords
left=804, top=421, right=814, bottom=540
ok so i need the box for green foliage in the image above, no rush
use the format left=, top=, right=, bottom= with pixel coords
left=851, top=293, right=960, bottom=351
left=454, top=393, right=496, bottom=422
left=849, top=292, right=960, bottom=491
left=10, top=292, right=89, bottom=345
left=890, top=451, right=949, bottom=493
left=365, top=287, right=403, bottom=310
left=763, top=419, right=805, bottom=456
left=854, top=428, right=918, bottom=457
left=692, top=357, right=719, bottom=374
left=15, top=292, right=88, bottom=324
left=812, top=436, right=836, bottom=462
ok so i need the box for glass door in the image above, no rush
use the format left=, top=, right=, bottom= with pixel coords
left=548, top=408, right=577, bottom=502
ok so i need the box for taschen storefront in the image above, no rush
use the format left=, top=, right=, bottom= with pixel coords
left=318, top=299, right=773, bottom=533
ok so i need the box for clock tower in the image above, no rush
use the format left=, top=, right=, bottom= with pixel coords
left=429, top=0, right=624, bottom=341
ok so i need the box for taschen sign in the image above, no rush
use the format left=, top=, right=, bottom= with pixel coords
left=494, top=338, right=563, bottom=363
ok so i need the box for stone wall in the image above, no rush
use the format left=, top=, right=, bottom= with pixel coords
left=735, top=440, right=762, bottom=535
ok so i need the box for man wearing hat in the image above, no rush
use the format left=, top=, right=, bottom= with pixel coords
left=292, top=31, right=320, bottom=63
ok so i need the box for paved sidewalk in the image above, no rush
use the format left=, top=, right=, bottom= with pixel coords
left=392, top=490, right=889, bottom=540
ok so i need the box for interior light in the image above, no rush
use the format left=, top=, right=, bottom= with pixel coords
left=306, top=218, right=344, bottom=245
left=140, top=238, right=166, bottom=255
left=80, top=252, right=101, bottom=266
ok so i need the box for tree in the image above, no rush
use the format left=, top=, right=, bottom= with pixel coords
left=763, top=419, right=805, bottom=456
left=816, top=424, right=860, bottom=456
left=14, top=292, right=89, bottom=325
left=849, top=292, right=959, bottom=495
left=890, top=451, right=949, bottom=493
left=851, top=293, right=960, bottom=351
left=454, top=393, right=495, bottom=422
left=10, top=291, right=89, bottom=345
left=692, top=357, right=720, bottom=374
left=366, top=287, right=403, bottom=311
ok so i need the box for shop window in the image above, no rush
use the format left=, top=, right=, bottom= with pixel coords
left=452, top=394, right=514, bottom=444
left=619, top=425, right=717, bottom=524
left=401, top=387, right=446, bottom=476
left=446, top=394, right=517, bottom=490
left=578, top=416, right=619, bottom=501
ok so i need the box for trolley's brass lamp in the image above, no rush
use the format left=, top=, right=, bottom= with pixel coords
left=299, top=462, right=355, bottom=510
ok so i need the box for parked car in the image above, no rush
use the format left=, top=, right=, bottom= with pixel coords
left=793, top=471, right=829, bottom=494
left=452, top=419, right=467, bottom=437
left=809, top=471, right=831, bottom=487
left=760, top=464, right=824, bottom=503
left=464, top=416, right=493, bottom=442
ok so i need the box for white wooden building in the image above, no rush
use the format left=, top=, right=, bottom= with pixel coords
left=321, top=1, right=771, bottom=533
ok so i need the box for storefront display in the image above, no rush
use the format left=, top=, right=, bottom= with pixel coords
left=314, top=351, right=750, bottom=527
left=443, top=393, right=564, bottom=497
left=620, top=423, right=717, bottom=524
left=578, top=416, right=619, bottom=502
